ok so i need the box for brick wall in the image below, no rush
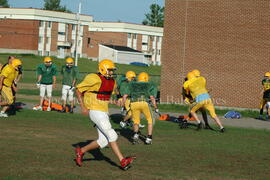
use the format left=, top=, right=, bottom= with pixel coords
left=50, top=22, right=58, bottom=52
left=85, top=32, right=128, bottom=58
left=160, top=0, right=270, bottom=108
left=0, top=19, right=39, bottom=50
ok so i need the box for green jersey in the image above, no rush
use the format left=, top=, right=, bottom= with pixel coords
left=61, top=65, right=79, bottom=86
left=37, top=64, right=57, bottom=84
left=124, top=81, right=157, bottom=102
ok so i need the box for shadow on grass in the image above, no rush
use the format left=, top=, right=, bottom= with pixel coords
left=110, top=113, right=135, bottom=143
left=110, top=113, right=123, bottom=124
left=72, top=140, right=120, bottom=169
left=7, top=102, right=25, bottom=116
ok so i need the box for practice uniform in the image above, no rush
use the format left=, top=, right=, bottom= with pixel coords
left=184, top=76, right=217, bottom=118
left=36, top=63, right=57, bottom=97
left=61, top=65, right=79, bottom=102
left=76, top=73, right=118, bottom=148
left=118, top=77, right=132, bottom=117
left=0, top=64, right=18, bottom=104
left=260, top=78, right=270, bottom=108
left=124, top=81, right=157, bottom=125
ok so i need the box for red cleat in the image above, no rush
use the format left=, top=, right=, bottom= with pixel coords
left=120, top=156, right=136, bottom=170
left=75, top=147, right=84, bottom=167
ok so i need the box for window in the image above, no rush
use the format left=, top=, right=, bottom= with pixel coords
left=128, top=33, right=131, bottom=38
left=39, top=21, right=44, bottom=27
left=46, top=37, right=50, bottom=44
left=47, top=22, right=51, bottom=28
left=58, top=32, right=65, bottom=35
left=72, top=24, right=75, bottom=30
left=38, top=51, right=42, bottom=56
left=38, top=37, right=42, bottom=43
left=156, top=36, right=159, bottom=42
left=158, top=49, right=161, bottom=55
left=46, top=51, right=50, bottom=56
left=133, top=34, right=137, bottom=39
left=87, top=38, right=91, bottom=45
left=142, top=42, right=148, bottom=45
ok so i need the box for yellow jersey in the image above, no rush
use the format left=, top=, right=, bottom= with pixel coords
left=183, top=76, right=208, bottom=99
left=0, top=64, right=17, bottom=87
left=76, top=73, right=116, bottom=112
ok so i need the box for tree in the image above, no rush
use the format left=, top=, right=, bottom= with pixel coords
left=0, top=0, right=10, bottom=8
left=142, top=4, right=164, bottom=27
left=43, top=0, right=71, bottom=13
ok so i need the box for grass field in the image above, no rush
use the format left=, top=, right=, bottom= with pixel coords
left=0, top=54, right=161, bottom=75
left=1, top=109, right=270, bottom=180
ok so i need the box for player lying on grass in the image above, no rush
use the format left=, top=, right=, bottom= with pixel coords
left=75, top=59, right=135, bottom=170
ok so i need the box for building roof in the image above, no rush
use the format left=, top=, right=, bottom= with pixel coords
left=89, top=22, right=163, bottom=36
left=0, top=8, right=93, bottom=25
left=102, top=44, right=142, bottom=53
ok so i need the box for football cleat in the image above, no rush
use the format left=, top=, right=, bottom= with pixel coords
left=145, top=137, right=152, bottom=145
left=120, top=156, right=136, bottom=170
left=75, top=147, right=84, bottom=167
left=33, top=106, right=42, bottom=111
left=70, top=108, right=74, bottom=114
left=120, top=121, right=127, bottom=128
left=132, top=133, right=140, bottom=144
left=196, top=122, right=203, bottom=130
left=0, top=112, right=8, bottom=118
left=220, top=128, right=225, bottom=133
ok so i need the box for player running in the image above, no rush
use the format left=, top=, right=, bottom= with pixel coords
left=75, top=59, right=135, bottom=170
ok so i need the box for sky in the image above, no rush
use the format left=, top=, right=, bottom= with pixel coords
left=9, top=0, right=164, bottom=24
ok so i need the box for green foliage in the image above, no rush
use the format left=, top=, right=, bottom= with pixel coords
left=43, top=0, right=71, bottom=13
left=142, top=3, right=164, bottom=27
left=0, top=0, right=9, bottom=8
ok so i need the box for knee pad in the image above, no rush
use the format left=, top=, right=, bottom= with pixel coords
left=107, top=129, right=118, bottom=142
left=97, top=137, right=108, bottom=149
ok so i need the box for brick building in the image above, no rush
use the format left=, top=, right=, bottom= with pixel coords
left=160, top=0, right=270, bottom=108
left=0, top=8, right=163, bottom=65
left=0, top=8, right=92, bottom=58
left=88, top=22, right=163, bottom=65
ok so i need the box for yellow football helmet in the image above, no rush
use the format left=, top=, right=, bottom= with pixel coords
left=264, top=72, right=270, bottom=77
left=44, top=57, right=52, bottom=63
left=187, top=72, right=196, bottom=80
left=125, top=71, right=136, bottom=81
left=66, top=57, right=74, bottom=64
left=137, top=72, right=149, bottom=82
left=192, top=69, right=200, bottom=77
left=98, top=59, right=116, bottom=76
left=12, top=59, right=22, bottom=69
